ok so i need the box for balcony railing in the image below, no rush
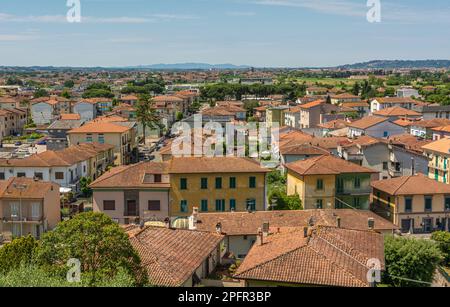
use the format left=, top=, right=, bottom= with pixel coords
left=1, top=216, right=44, bottom=223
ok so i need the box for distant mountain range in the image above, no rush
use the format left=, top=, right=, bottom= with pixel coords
left=336, top=60, right=450, bottom=69
left=130, top=63, right=252, bottom=70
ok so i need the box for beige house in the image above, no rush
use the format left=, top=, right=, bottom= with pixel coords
left=0, top=108, right=27, bottom=139
left=68, top=120, right=137, bottom=165
left=91, top=162, right=171, bottom=224
left=371, top=174, right=450, bottom=233
left=0, top=177, right=60, bottom=243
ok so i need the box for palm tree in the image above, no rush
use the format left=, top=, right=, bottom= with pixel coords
left=136, top=94, right=161, bottom=145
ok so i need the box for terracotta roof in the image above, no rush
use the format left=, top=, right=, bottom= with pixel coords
left=373, top=107, right=421, bottom=117
left=127, top=226, right=223, bottom=287
left=371, top=173, right=450, bottom=195
left=234, top=226, right=384, bottom=287
left=79, top=98, right=112, bottom=104
left=348, top=116, right=389, bottom=130
left=201, top=107, right=235, bottom=117
left=68, top=121, right=131, bottom=134
left=341, top=102, right=370, bottom=108
left=285, top=155, right=377, bottom=176
left=411, top=119, right=450, bottom=128
left=330, top=93, right=360, bottom=99
left=152, top=95, right=184, bottom=103
left=388, top=134, right=432, bottom=153
left=393, top=118, right=414, bottom=127
left=90, top=162, right=170, bottom=189
left=121, top=95, right=138, bottom=101
left=422, top=138, right=450, bottom=155
left=341, top=135, right=381, bottom=148
left=280, top=144, right=330, bottom=156
left=432, top=125, right=450, bottom=133
left=0, top=177, right=58, bottom=199
left=299, top=100, right=325, bottom=109
left=168, top=157, right=269, bottom=174
left=0, top=143, right=114, bottom=167
left=60, top=113, right=81, bottom=120
left=195, top=209, right=397, bottom=235
left=317, top=119, right=351, bottom=130
left=373, top=97, right=418, bottom=104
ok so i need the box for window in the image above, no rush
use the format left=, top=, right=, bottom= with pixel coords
left=383, top=131, right=389, bottom=137
left=0, top=172, right=5, bottom=180
left=34, top=172, right=43, bottom=180
left=10, top=202, right=19, bottom=218
left=316, top=199, right=323, bottom=209
left=215, top=177, right=222, bottom=189
left=86, top=134, right=93, bottom=143
left=55, top=172, right=64, bottom=180
left=425, top=196, right=433, bottom=212
left=201, top=200, right=208, bottom=212
left=316, top=179, right=324, bottom=190
left=180, top=200, right=188, bottom=213
left=31, top=203, right=41, bottom=219
left=98, top=134, right=105, bottom=144
left=353, top=197, right=361, bottom=209
left=445, top=197, right=450, bottom=211
left=405, top=197, right=412, bottom=213
left=154, top=174, right=162, bottom=183
left=17, top=172, right=26, bottom=178
left=148, top=200, right=161, bottom=211
left=354, top=177, right=361, bottom=189
left=215, top=199, right=225, bottom=212
left=383, top=162, right=388, bottom=171
left=103, top=200, right=116, bottom=211
left=200, top=178, right=208, bottom=189
left=246, top=199, right=256, bottom=211
left=180, top=178, right=187, bottom=190
left=249, top=177, right=256, bottom=188
left=229, top=177, right=236, bottom=189
left=230, top=199, right=236, bottom=211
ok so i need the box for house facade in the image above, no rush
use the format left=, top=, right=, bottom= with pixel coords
left=0, top=177, right=60, bottom=242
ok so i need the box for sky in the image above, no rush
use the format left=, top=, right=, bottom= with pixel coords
left=0, top=0, right=449, bottom=67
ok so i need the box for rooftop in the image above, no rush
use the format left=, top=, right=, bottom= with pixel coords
left=371, top=173, right=450, bottom=195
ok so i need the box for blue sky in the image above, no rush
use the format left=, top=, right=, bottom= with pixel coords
left=0, top=0, right=449, bottom=67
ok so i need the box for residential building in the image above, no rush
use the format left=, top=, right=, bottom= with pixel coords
left=0, top=96, right=20, bottom=109
left=68, top=120, right=138, bottom=165
left=283, top=105, right=303, bottom=129
left=168, top=157, right=270, bottom=217
left=120, top=95, right=138, bottom=106
left=306, top=87, right=328, bottom=96
left=409, top=119, right=450, bottom=139
left=73, top=100, right=97, bottom=122
left=31, top=96, right=71, bottom=125
left=91, top=162, right=170, bottom=224
left=373, top=106, right=422, bottom=122
left=371, top=174, right=450, bottom=233
left=46, top=119, right=83, bottom=151
left=317, top=119, right=352, bottom=136
left=341, top=101, right=370, bottom=118
left=347, top=116, right=404, bottom=138
left=0, top=177, right=60, bottom=242
left=286, top=155, right=377, bottom=210
left=370, top=97, right=425, bottom=113
left=0, top=143, right=114, bottom=192
left=192, top=209, right=396, bottom=259
left=0, top=108, right=27, bottom=139
left=330, top=93, right=361, bottom=105
left=266, top=106, right=289, bottom=128
left=298, top=100, right=341, bottom=129
left=419, top=105, right=450, bottom=120
left=396, top=87, right=420, bottom=98
left=422, top=138, right=450, bottom=184
left=233, top=226, right=384, bottom=287
left=432, top=125, right=450, bottom=140
left=125, top=224, right=224, bottom=287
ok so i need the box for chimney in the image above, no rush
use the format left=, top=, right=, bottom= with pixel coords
left=303, top=226, right=309, bottom=238
left=189, top=207, right=199, bottom=230
left=256, top=227, right=264, bottom=246
left=262, top=222, right=269, bottom=237
left=368, top=218, right=375, bottom=230
left=215, top=222, right=222, bottom=234
left=336, top=216, right=341, bottom=228
left=164, top=217, right=171, bottom=229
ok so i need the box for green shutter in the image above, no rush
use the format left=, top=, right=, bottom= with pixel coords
left=229, top=177, right=236, bottom=189
left=249, top=177, right=256, bottom=188
left=230, top=199, right=236, bottom=211
left=215, top=177, right=222, bottom=189
left=201, top=200, right=208, bottom=212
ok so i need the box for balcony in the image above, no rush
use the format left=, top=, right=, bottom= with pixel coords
left=1, top=216, right=44, bottom=224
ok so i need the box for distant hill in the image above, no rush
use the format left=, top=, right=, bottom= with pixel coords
left=337, top=60, right=450, bottom=69
left=132, top=63, right=251, bottom=70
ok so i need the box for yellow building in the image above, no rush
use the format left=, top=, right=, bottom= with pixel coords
left=68, top=121, right=137, bottom=166
left=168, top=157, right=269, bottom=217
left=266, top=106, right=289, bottom=128
left=371, top=174, right=450, bottom=233
left=422, top=138, right=450, bottom=184
left=285, top=155, right=377, bottom=210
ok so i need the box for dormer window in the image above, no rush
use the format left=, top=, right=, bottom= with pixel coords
left=154, top=174, right=162, bottom=183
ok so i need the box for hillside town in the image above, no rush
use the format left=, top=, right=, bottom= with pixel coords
left=0, top=66, right=449, bottom=288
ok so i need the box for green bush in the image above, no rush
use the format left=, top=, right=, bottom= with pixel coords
left=431, top=231, right=450, bottom=266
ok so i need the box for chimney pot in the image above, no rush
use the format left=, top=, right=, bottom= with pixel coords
left=303, top=226, right=308, bottom=238
left=336, top=216, right=341, bottom=228
left=257, top=227, right=264, bottom=245
left=368, top=217, right=375, bottom=230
